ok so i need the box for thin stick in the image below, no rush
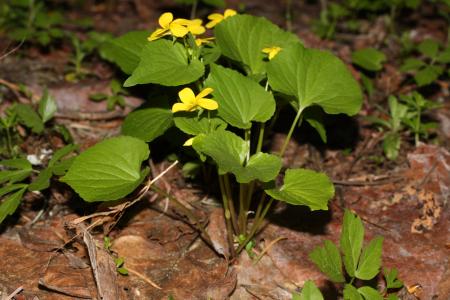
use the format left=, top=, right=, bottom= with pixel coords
left=5, top=286, right=23, bottom=300
left=127, top=267, right=162, bottom=290
left=253, top=237, right=287, bottom=264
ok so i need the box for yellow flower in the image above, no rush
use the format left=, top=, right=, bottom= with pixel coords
left=262, top=46, right=282, bottom=60
left=172, top=87, right=218, bottom=113
left=195, top=36, right=215, bottom=46
left=174, top=18, right=206, bottom=35
left=148, top=12, right=189, bottom=41
left=183, top=137, right=195, bottom=146
left=206, top=9, right=237, bottom=29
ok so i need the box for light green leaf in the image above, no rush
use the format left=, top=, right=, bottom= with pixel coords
left=383, top=132, right=401, bottom=160
left=193, top=130, right=281, bottom=183
left=215, top=14, right=299, bottom=75
left=174, top=112, right=227, bottom=135
left=61, top=136, right=150, bottom=202
left=206, top=64, right=276, bottom=129
left=28, top=168, right=52, bottom=191
left=400, top=58, right=425, bottom=72
left=343, top=284, right=363, bottom=300
left=124, top=39, right=204, bottom=87
left=351, top=48, right=386, bottom=71
left=265, top=168, right=334, bottom=210
left=384, top=268, right=403, bottom=289
left=414, top=65, right=443, bottom=86
left=267, top=43, right=362, bottom=116
left=48, top=144, right=78, bottom=168
left=309, top=240, right=345, bottom=283
left=38, top=89, right=57, bottom=123
left=355, top=236, right=383, bottom=280
left=340, top=209, right=364, bottom=277
left=0, top=187, right=26, bottom=223
left=357, top=286, right=383, bottom=300
left=386, top=294, right=400, bottom=300
left=15, top=104, right=44, bottom=133
left=99, top=30, right=149, bottom=74
left=418, top=39, right=440, bottom=58
left=0, top=184, right=28, bottom=198
left=0, top=158, right=32, bottom=184
left=298, top=280, right=324, bottom=300
left=122, top=108, right=173, bottom=142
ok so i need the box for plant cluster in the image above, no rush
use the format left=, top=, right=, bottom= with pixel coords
left=56, top=9, right=363, bottom=256
left=293, top=210, right=403, bottom=300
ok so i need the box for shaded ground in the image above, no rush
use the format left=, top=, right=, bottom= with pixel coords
left=0, top=0, right=449, bottom=299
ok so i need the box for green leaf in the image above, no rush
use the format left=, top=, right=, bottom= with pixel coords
left=214, top=14, right=299, bottom=75
left=340, top=209, right=364, bottom=277
left=202, top=0, right=225, bottom=7
left=38, top=89, right=57, bottom=123
left=388, top=96, right=408, bottom=131
left=0, top=187, right=26, bottom=223
left=437, top=48, right=450, bottom=63
left=417, top=39, right=440, bottom=58
left=383, top=132, right=401, bottom=160
left=0, top=184, right=28, bottom=198
left=99, top=30, right=149, bottom=74
left=0, top=158, right=32, bottom=184
left=343, top=284, right=363, bottom=300
left=357, top=287, right=383, bottom=300
left=386, top=294, right=400, bottom=300
left=267, top=42, right=362, bottom=116
left=298, top=280, right=324, bottom=300
left=193, top=130, right=281, bottom=183
left=89, top=93, right=108, bottom=101
left=384, top=268, right=403, bottom=289
left=400, top=58, right=425, bottom=72
left=351, top=48, right=386, bottom=71
left=48, top=144, right=78, bottom=168
left=414, top=65, right=443, bottom=86
left=304, top=107, right=327, bottom=143
left=265, top=168, right=334, bottom=210
left=309, top=240, right=345, bottom=283
left=174, top=112, right=227, bottom=135
left=206, top=64, right=276, bottom=129
left=52, top=157, right=75, bottom=176
left=15, top=104, right=44, bottom=133
left=60, top=136, right=150, bottom=202
left=122, top=108, right=173, bottom=142
left=28, top=168, right=52, bottom=191
left=355, top=236, right=383, bottom=280
left=124, top=40, right=204, bottom=87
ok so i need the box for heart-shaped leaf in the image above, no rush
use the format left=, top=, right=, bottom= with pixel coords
left=265, top=168, right=334, bottom=210
left=124, top=39, right=204, bottom=87
left=206, top=64, right=275, bottom=129
left=267, top=42, right=362, bottom=116
left=122, top=108, right=173, bottom=142
left=61, top=136, right=150, bottom=202
left=215, top=14, right=299, bottom=75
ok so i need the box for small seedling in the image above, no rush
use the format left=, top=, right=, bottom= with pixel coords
left=114, top=257, right=129, bottom=276
left=89, top=79, right=128, bottom=110
left=400, top=39, right=450, bottom=86
left=308, top=210, right=403, bottom=300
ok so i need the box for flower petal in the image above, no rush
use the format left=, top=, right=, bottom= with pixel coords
left=148, top=28, right=169, bottom=41
left=261, top=47, right=272, bottom=54
left=196, top=87, right=214, bottom=99
left=189, top=24, right=206, bottom=35
left=197, top=98, right=218, bottom=110
left=159, top=12, right=173, bottom=29
left=178, top=88, right=196, bottom=104
left=170, top=22, right=189, bottom=37
left=207, top=13, right=224, bottom=21
left=224, top=9, right=237, bottom=18
left=172, top=103, right=192, bottom=113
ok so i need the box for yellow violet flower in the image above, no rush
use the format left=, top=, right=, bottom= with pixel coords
left=148, top=12, right=189, bottom=41
left=262, top=46, right=282, bottom=60
left=206, top=9, right=237, bottom=29
left=174, top=18, right=206, bottom=35
left=195, top=37, right=215, bottom=46
left=172, top=87, right=218, bottom=113
left=183, top=137, right=195, bottom=146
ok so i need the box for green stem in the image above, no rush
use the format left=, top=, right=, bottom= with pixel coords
left=238, top=183, right=247, bottom=234
left=279, top=107, right=303, bottom=157
left=223, top=174, right=239, bottom=234
left=190, top=0, right=198, bottom=19
left=218, top=175, right=237, bottom=257
left=5, top=128, right=12, bottom=157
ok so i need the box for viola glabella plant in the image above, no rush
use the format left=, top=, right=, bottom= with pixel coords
left=61, top=10, right=363, bottom=255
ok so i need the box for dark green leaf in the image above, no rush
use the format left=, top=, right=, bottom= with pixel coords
left=28, top=168, right=52, bottom=191
left=122, top=108, right=173, bottom=142
left=0, top=158, right=32, bottom=184
left=414, top=65, right=443, bottom=86
left=418, top=39, right=440, bottom=58
left=304, top=107, right=327, bottom=143
left=0, top=187, right=26, bottom=223
left=174, top=112, right=227, bottom=135
left=15, top=104, right=44, bottom=133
